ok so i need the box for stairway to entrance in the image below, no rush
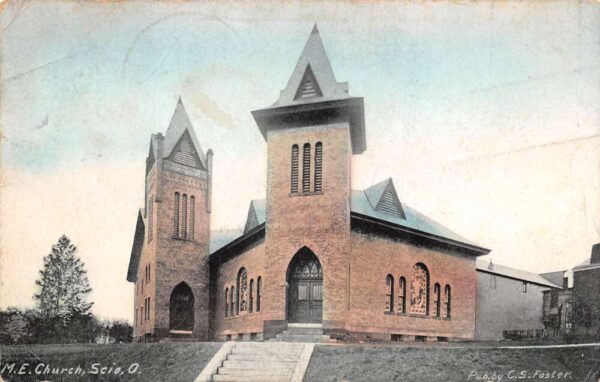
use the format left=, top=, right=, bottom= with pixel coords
left=269, top=323, right=332, bottom=343
left=208, top=341, right=313, bottom=382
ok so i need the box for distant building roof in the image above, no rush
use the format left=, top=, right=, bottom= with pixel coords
left=477, top=259, right=562, bottom=289
left=540, top=270, right=566, bottom=287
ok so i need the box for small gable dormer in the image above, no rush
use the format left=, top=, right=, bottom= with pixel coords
left=244, top=199, right=266, bottom=234
left=365, top=178, right=406, bottom=219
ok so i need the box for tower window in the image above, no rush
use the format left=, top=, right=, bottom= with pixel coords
left=291, top=145, right=299, bottom=193
left=182, top=194, right=188, bottom=239
left=173, top=192, right=180, bottom=237
left=302, top=143, right=311, bottom=193
left=224, top=287, right=229, bottom=317
left=314, top=142, right=322, bottom=192
left=148, top=195, right=153, bottom=243
left=189, top=195, right=195, bottom=240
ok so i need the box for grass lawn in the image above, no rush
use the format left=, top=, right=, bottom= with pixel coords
left=304, top=344, right=600, bottom=382
left=0, top=342, right=222, bottom=382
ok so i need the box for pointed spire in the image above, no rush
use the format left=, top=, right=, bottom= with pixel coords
left=274, top=24, right=349, bottom=106
left=162, top=97, right=207, bottom=169
left=311, top=23, right=319, bottom=35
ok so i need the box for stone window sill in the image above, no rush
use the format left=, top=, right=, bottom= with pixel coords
left=289, top=191, right=324, bottom=197
left=171, top=236, right=195, bottom=242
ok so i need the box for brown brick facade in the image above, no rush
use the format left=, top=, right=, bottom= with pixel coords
left=128, top=27, right=488, bottom=343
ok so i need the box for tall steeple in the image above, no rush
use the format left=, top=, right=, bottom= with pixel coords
left=252, top=24, right=366, bottom=154
left=274, top=23, right=350, bottom=107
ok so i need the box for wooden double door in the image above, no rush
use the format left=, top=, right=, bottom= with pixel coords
left=287, top=250, right=323, bottom=323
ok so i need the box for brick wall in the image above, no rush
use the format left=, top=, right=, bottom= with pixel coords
left=348, top=232, right=477, bottom=340
left=263, top=123, right=352, bottom=335
left=213, top=241, right=266, bottom=339
left=133, top=160, right=211, bottom=341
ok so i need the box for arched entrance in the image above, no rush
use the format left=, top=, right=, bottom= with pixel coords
left=169, top=282, right=194, bottom=332
left=286, top=247, right=323, bottom=323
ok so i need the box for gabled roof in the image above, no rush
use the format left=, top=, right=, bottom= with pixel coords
left=477, top=260, right=562, bottom=289
left=150, top=98, right=207, bottom=170
left=351, top=178, right=484, bottom=250
left=274, top=24, right=350, bottom=107
left=244, top=199, right=266, bottom=234
left=126, top=209, right=145, bottom=282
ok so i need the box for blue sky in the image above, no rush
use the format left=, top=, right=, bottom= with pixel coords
left=1, top=1, right=599, bottom=320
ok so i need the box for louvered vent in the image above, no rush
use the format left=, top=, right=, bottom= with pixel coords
left=314, top=142, right=322, bottom=192
left=245, top=207, right=259, bottom=233
left=173, top=136, right=200, bottom=168
left=291, top=145, right=299, bottom=193
left=302, top=143, right=311, bottom=192
left=377, top=189, right=403, bottom=217
left=294, top=66, right=322, bottom=100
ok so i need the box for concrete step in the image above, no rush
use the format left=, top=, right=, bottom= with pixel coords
left=272, top=334, right=329, bottom=342
left=212, top=374, right=290, bottom=382
left=227, top=353, right=299, bottom=362
left=234, top=343, right=305, bottom=351
left=281, top=328, right=323, bottom=335
left=229, top=348, right=303, bottom=357
left=217, top=367, right=293, bottom=377
left=288, top=323, right=322, bottom=329
left=222, top=360, right=296, bottom=370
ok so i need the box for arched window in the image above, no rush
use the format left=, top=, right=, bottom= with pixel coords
left=385, top=274, right=394, bottom=313
left=224, top=287, right=229, bottom=317
left=230, top=286, right=234, bottom=317
left=249, top=279, right=254, bottom=313
left=398, top=276, right=406, bottom=314
left=189, top=195, right=195, bottom=240
left=410, top=263, right=430, bottom=315
left=173, top=192, right=180, bottom=237
left=291, top=145, right=299, bottom=193
left=444, top=285, right=451, bottom=319
left=237, top=268, right=248, bottom=314
left=433, top=283, right=441, bottom=317
left=302, top=143, right=311, bottom=193
left=148, top=195, right=154, bottom=243
left=182, top=194, right=188, bottom=239
left=314, top=142, right=323, bottom=192
left=256, top=276, right=262, bottom=312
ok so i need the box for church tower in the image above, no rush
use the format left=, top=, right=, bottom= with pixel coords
left=128, top=98, right=213, bottom=341
left=252, top=25, right=365, bottom=335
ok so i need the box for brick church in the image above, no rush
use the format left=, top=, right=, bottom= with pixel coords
left=126, top=25, right=491, bottom=342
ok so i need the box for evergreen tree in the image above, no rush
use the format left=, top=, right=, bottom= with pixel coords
left=33, top=235, right=93, bottom=326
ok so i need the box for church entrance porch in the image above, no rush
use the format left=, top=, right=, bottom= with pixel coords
left=287, top=247, right=323, bottom=323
